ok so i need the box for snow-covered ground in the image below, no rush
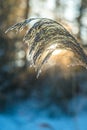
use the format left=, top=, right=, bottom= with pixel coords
left=0, top=111, right=87, bottom=130
left=0, top=96, right=87, bottom=130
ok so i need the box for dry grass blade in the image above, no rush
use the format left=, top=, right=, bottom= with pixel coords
left=5, top=18, right=87, bottom=77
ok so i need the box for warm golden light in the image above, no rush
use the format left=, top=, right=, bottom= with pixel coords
left=46, top=49, right=74, bottom=69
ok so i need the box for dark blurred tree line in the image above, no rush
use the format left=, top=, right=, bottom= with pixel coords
left=55, top=0, right=87, bottom=44
left=0, top=0, right=87, bottom=114
left=0, top=0, right=30, bottom=110
left=77, top=0, right=87, bottom=42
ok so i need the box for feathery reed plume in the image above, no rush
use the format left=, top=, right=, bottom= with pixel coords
left=5, top=18, right=87, bottom=77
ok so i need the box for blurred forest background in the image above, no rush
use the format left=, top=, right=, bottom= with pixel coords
left=0, top=0, right=87, bottom=116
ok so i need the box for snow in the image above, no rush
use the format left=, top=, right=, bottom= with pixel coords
left=0, top=113, right=87, bottom=130
left=0, top=98, right=87, bottom=130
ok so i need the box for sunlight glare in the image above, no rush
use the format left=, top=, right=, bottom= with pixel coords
left=52, top=49, right=63, bottom=55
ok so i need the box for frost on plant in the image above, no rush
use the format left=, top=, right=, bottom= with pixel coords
left=5, top=18, right=87, bottom=77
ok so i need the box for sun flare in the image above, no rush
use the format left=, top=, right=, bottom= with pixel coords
left=52, top=49, right=63, bottom=55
